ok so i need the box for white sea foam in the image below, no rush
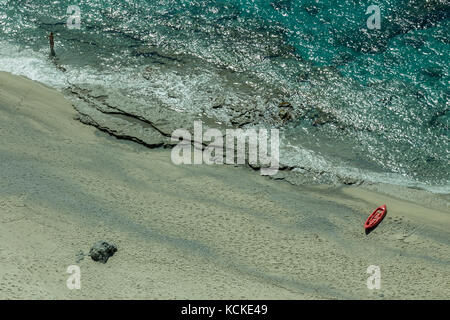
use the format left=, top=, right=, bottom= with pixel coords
left=0, top=41, right=67, bottom=87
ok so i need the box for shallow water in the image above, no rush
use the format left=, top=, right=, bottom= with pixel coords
left=0, top=0, right=448, bottom=191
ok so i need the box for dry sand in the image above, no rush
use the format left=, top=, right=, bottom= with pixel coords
left=0, top=71, right=449, bottom=299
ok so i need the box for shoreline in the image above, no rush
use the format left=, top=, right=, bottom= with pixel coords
left=1, top=39, right=447, bottom=192
left=0, top=71, right=449, bottom=299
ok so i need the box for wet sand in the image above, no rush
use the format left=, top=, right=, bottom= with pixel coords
left=0, top=71, right=449, bottom=299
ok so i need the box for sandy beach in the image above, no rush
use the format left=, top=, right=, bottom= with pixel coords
left=0, top=71, right=449, bottom=299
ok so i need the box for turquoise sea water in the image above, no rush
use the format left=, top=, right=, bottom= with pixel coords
left=0, top=0, right=448, bottom=191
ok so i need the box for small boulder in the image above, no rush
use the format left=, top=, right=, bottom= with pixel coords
left=89, top=241, right=117, bottom=263
left=278, top=101, right=293, bottom=109
left=75, top=250, right=85, bottom=263
left=279, top=109, right=293, bottom=122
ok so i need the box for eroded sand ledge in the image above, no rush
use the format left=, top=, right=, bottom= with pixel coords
left=0, top=72, right=449, bottom=299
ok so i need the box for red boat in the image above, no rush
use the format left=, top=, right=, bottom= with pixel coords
left=364, top=205, right=387, bottom=230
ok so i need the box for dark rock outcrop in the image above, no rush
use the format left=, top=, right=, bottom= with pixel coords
left=89, top=241, right=118, bottom=263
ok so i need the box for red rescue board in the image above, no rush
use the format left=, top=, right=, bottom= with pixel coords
left=364, top=205, right=387, bottom=230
